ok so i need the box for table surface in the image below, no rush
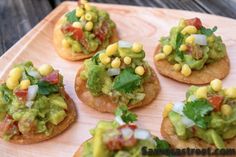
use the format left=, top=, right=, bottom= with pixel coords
left=0, top=0, right=236, bottom=56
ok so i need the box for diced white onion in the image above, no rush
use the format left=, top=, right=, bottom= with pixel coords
left=181, top=116, right=195, bottom=128
left=193, top=34, right=207, bottom=46
left=134, top=128, right=151, bottom=140
left=115, top=116, right=125, bottom=125
left=118, top=40, right=132, bottom=48
left=120, top=127, right=134, bottom=139
left=27, top=85, right=38, bottom=101
left=28, top=70, right=41, bottom=79
left=25, top=101, right=34, bottom=108
left=107, top=68, right=120, bottom=76
left=172, top=102, right=185, bottom=115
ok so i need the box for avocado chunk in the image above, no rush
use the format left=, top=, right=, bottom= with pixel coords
left=18, top=109, right=37, bottom=134
left=49, top=110, right=66, bottom=125
left=93, top=121, right=114, bottom=157
left=118, top=47, right=145, bottom=59
left=211, top=130, right=225, bottom=148
left=168, top=111, right=187, bottom=139
left=49, top=94, right=68, bottom=110
left=223, top=126, right=236, bottom=139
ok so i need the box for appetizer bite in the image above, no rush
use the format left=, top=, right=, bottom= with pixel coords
left=75, top=41, right=160, bottom=113
left=154, top=18, right=229, bottom=84
left=53, top=0, right=118, bottom=61
left=74, top=106, right=170, bottom=157
left=0, top=62, right=76, bottom=144
left=162, top=79, right=236, bottom=149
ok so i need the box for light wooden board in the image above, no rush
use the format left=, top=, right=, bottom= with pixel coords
left=1, top=2, right=236, bottom=157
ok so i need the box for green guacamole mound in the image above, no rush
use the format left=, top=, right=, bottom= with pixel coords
left=61, top=2, right=116, bottom=54
left=168, top=81, right=236, bottom=148
left=0, top=61, right=68, bottom=140
left=159, top=18, right=226, bottom=71
left=80, top=41, right=152, bottom=106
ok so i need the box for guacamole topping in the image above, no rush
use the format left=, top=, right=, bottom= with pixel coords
left=60, top=0, right=116, bottom=54
left=81, top=106, right=170, bottom=157
left=163, top=79, right=236, bottom=148
left=80, top=40, right=152, bottom=106
left=155, top=17, right=226, bottom=77
left=0, top=62, right=68, bottom=140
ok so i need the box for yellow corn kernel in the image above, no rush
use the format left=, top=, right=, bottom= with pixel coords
left=207, top=35, right=215, bottom=43
left=72, top=22, right=82, bottom=28
left=221, top=104, right=233, bottom=116
left=62, top=39, right=70, bottom=48
left=179, top=44, right=187, bottom=51
left=132, top=42, right=143, bottom=53
left=84, top=3, right=92, bottom=11
left=185, top=35, right=195, bottom=44
left=162, top=103, right=173, bottom=118
left=99, top=53, right=111, bottom=65
left=181, top=25, right=197, bottom=35
left=173, top=64, right=181, bottom=72
left=111, top=57, right=121, bottom=68
left=20, top=80, right=31, bottom=90
left=85, top=21, right=93, bottom=31
left=163, top=45, right=173, bottom=56
left=85, top=12, right=93, bottom=21
left=123, top=56, right=132, bottom=65
left=76, top=8, right=84, bottom=17
left=38, top=64, right=53, bottom=76
left=179, top=19, right=186, bottom=28
left=6, top=77, right=19, bottom=90
left=195, top=87, right=208, bottom=99
left=106, top=43, right=118, bottom=56
left=154, top=53, right=166, bottom=61
left=210, top=79, right=222, bottom=92
left=9, top=67, right=22, bottom=80
left=225, top=87, right=236, bottom=98
left=181, top=64, right=191, bottom=77
left=135, top=66, right=145, bottom=76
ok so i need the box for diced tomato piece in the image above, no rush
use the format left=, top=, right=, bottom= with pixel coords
left=42, top=70, right=59, bottom=84
left=14, top=89, right=28, bottom=101
left=0, top=115, right=18, bottom=137
left=105, top=135, right=123, bottom=151
left=185, top=17, right=203, bottom=29
left=208, top=95, right=224, bottom=111
left=61, top=24, right=83, bottom=41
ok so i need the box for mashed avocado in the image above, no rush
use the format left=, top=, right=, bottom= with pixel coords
left=61, top=1, right=116, bottom=54
left=80, top=41, right=150, bottom=106
left=0, top=61, right=68, bottom=140
left=157, top=18, right=226, bottom=76
left=167, top=79, right=236, bottom=148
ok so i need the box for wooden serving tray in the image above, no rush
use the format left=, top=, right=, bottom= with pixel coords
left=1, top=2, right=236, bottom=157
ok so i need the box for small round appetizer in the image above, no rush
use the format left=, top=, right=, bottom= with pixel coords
left=0, top=62, right=76, bottom=144
left=53, top=0, right=118, bottom=61
left=74, top=106, right=170, bottom=157
left=154, top=17, right=229, bottom=84
left=161, top=79, right=236, bottom=149
left=75, top=41, right=160, bottom=113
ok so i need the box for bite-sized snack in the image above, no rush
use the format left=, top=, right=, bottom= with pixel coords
left=53, top=0, right=118, bottom=61
left=75, top=40, right=160, bottom=113
left=154, top=17, right=229, bottom=84
left=161, top=79, right=236, bottom=149
left=0, top=62, right=76, bottom=144
left=74, top=106, right=170, bottom=157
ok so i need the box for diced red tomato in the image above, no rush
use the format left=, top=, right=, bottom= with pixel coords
left=42, top=70, right=59, bottom=84
left=185, top=17, right=203, bottom=29
left=0, top=115, right=18, bottom=137
left=14, top=89, right=28, bottom=101
left=61, top=24, right=83, bottom=41
left=208, top=95, right=224, bottom=111
left=105, top=135, right=123, bottom=151
left=94, top=21, right=109, bottom=42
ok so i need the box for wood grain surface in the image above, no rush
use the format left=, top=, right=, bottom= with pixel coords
left=1, top=2, right=236, bottom=157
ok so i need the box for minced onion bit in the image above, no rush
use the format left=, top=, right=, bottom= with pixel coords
left=107, top=68, right=120, bottom=76
left=27, top=85, right=39, bottom=101
left=172, top=102, right=185, bottom=115
left=118, top=40, right=132, bottom=48
left=193, top=34, right=207, bottom=46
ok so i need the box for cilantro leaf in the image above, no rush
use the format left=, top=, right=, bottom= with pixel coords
left=183, top=99, right=213, bottom=128
left=200, top=26, right=217, bottom=36
left=115, top=105, right=137, bottom=123
left=65, top=10, right=79, bottom=23
left=175, top=33, right=184, bottom=60
left=154, top=137, right=173, bottom=157
left=113, top=68, right=141, bottom=93
left=37, top=81, right=59, bottom=95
